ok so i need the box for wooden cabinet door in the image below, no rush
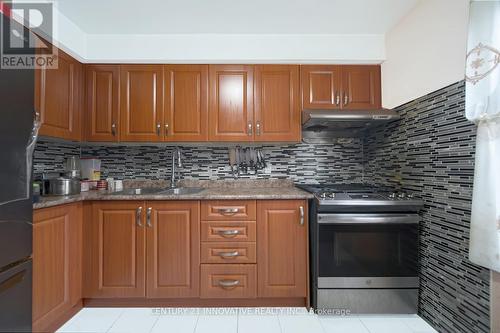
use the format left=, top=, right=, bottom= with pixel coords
left=33, top=203, right=81, bottom=332
left=164, top=65, right=208, bottom=141
left=341, top=65, right=381, bottom=109
left=85, top=65, right=120, bottom=141
left=146, top=201, right=200, bottom=298
left=257, top=200, right=307, bottom=298
left=208, top=65, right=254, bottom=141
left=301, top=65, right=341, bottom=110
left=35, top=50, right=82, bottom=140
left=86, top=201, right=146, bottom=298
left=255, top=65, right=300, bottom=142
left=120, top=65, right=163, bottom=141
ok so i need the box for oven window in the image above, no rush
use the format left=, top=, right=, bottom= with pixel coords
left=318, top=224, right=418, bottom=277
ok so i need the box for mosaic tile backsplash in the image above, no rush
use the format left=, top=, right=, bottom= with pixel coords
left=34, top=140, right=364, bottom=184
left=364, top=81, right=490, bottom=333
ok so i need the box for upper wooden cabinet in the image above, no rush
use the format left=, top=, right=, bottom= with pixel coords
left=301, top=65, right=341, bottom=110
left=85, top=201, right=146, bottom=298
left=164, top=65, right=208, bottom=141
left=341, top=65, right=381, bottom=109
left=33, top=203, right=82, bottom=332
left=146, top=201, right=200, bottom=298
left=35, top=49, right=82, bottom=140
left=85, top=65, right=120, bottom=142
left=257, top=200, right=308, bottom=298
left=120, top=65, right=164, bottom=142
left=301, top=65, right=381, bottom=110
left=254, top=65, right=301, bottom=142
left=208, top=65, right=254, bottom=142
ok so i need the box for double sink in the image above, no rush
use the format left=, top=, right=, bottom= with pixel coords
left=110, top=187, right=205, bottom=196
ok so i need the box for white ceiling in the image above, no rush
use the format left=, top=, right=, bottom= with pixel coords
left=53, top=0, right=418, bottom=35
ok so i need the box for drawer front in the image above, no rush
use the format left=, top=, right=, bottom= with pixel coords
left=200, top=264, right=256, bottom=299
left=201, top=242, right=256, bottom=264
left=201, top=221, right=256, bottom=242
left=201, top=200, right=256, bottom=220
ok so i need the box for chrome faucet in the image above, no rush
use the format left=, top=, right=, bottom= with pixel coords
left=170, top=148, right=183, bottom=189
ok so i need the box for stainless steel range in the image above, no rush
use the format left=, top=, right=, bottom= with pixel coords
left=297, top=183, right=424, bottom=314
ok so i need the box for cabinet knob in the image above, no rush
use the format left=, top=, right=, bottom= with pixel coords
left=247, top=122, right=253, bottom=136
left=256, top=121, right=261, bottom=136
left=218, top=208, right=239, bottom=216
left=111, top=123, right=116, bottom=136
left=217, top=229, right=240, bottom=238
left=335, top=93, right=340, bottom=106
left=343, top=93, right=349, bottom=106
left=217, top=251, right=240, bottom=258
left=156, top=123, right=161, bottom=136
left=165, top=123, right=169, bottom=136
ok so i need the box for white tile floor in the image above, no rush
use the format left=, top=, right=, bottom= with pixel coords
left=56, top=307, right=438, bottom=333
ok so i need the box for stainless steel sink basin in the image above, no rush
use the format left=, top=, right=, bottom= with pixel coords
left=157, top=187, right=204, bottom=195
left=110, top=188, right=166, bottom=195
left=110, top=187, right=204, bottom=196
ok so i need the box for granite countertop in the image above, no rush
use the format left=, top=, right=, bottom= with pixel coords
left=33, top=179, right=314, bottom=210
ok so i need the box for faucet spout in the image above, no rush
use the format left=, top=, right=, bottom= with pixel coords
left=170, top=148, right=182, bottom=188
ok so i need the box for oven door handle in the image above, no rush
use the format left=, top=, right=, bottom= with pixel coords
left=317, top=213, right=420, bottom=225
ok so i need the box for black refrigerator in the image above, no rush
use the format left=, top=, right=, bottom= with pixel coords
left=0, top=13, right=40, bottom=332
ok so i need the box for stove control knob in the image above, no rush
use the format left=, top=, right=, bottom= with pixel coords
left=398, top=193, right=406, bottom=199
left=389, top=193, right=397, bottom=199
left=320, top=193, right=327, bottom=199
left=328, top=193, right=336, bottom=199
left=407, top=193, right=414, bottom=199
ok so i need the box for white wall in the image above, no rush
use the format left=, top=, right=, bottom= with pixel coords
left=381, top=0, right=470, bottom=109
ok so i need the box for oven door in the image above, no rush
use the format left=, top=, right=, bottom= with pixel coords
left=317, top=213, right=419, bottom=289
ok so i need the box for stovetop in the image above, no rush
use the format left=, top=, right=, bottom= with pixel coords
left=296, top=183, right=424, bottom=211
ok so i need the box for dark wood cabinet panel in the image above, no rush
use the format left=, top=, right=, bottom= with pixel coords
left=255, top=65, right=301, bottom=142
left=257, top=200, right=307, bottom=298
left=86, top=201, right=146, bottom=298
left=341, top=65, right=381, bottom=109
left=85, top=65, right=120, bottom=141
left=208, top=65, right=254, bottom=141
left=146, top=201, right=200, bottom=298
left=301, top=65, right=341, bottom=110
left=164, top=65, right=208, bottom=141
left=120, top=65, right=163, bottom=141
left=33, top=203, right=81, bottom=332
left=35, top=49, right=82, bottom=140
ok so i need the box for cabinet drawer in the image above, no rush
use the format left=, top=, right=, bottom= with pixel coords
left=201, top=242, right=256, bottom=264
left=201, top=221, right=256, bottom=242
left=201, top=200, right=256, bottom=220
left=200, top=264, right=256, bottom=298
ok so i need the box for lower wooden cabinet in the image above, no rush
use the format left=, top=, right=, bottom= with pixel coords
left=85, top=201, right=146, bottom=298
left=146, top=201, right=200, bottom=298
left=33, top=203, right=82, bottom=332
left=82, top=199, right=308, bottom=305
left=257, top=200, right=308, bottom=298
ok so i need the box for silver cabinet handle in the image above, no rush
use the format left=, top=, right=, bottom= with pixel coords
left=218, top=279, right=240, bottom=288
left=156, top=123, right=161, bottom=136
left=343, top=93, right=349, bottom=106
left=165, top=123, right=169, bottom=136
left=111, top=122, right=116, bottom=136
left=217, top=230, right=240, bottom=238
left=218, top=208, right=239, bottom=216
left=256, top=121, right=261, bottom=136
left=136, top=206, right=143, bottom=227
left=299, top=206, right=304, bottom=226
left=146, top=207, right=152, bottom=227
left=335, top=93, right=340, bottom=106
left=217, top=251, right=240, bottom=258
left=247, top=122, right=253, bottom=136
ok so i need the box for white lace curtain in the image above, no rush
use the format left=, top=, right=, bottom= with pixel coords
left=465, top=0, right=500, bottom=272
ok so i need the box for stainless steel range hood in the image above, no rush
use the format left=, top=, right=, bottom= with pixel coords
left=302, top=109, right=400, bottom=139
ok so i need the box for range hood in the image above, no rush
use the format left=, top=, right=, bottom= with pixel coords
left=302, top=109, right=400, bottom=138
